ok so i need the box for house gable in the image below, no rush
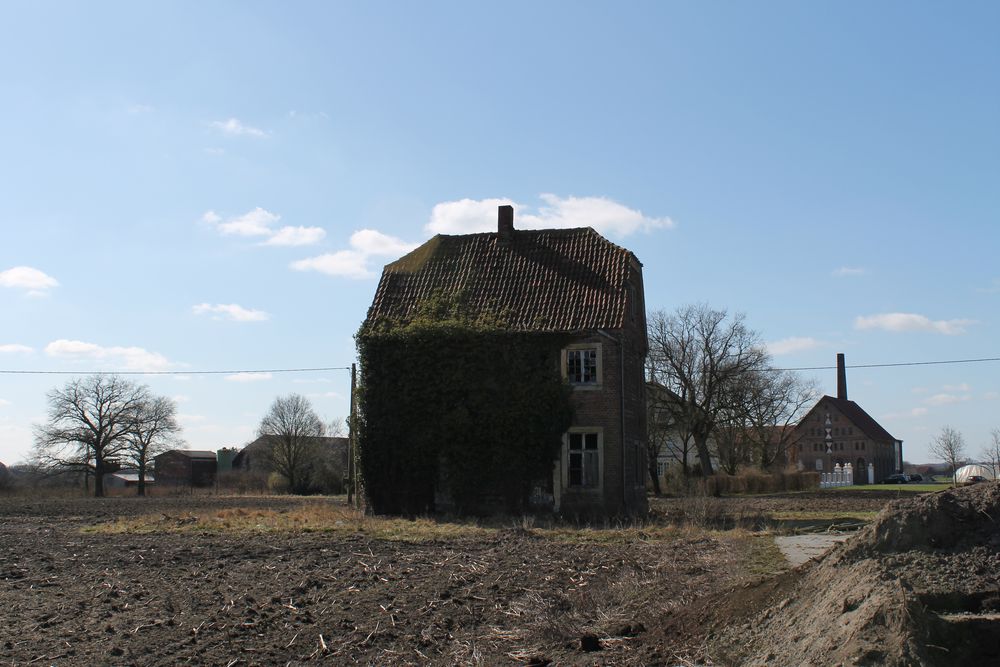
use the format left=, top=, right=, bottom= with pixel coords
left=360, top=207, right=649, bottom=516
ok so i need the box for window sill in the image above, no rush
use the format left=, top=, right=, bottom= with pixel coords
left=569, top=383, right=603, bottom=391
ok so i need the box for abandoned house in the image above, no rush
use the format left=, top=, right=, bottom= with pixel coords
left=153, top=449, right=218, bottom=487
left=364, top=205, right=648, bottom=515
left=790, top=353, right=903, bottom=483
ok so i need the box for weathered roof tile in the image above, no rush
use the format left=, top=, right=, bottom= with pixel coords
left=367, top=227, right=639, bottom=331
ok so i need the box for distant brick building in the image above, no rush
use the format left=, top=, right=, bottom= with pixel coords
left=154, top=450, right=218, bottom=487
left=790, top=354, right=902, bottom=483
left=366, top=205, right=648, bottom=515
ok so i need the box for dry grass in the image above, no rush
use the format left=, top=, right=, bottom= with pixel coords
left=732, top=531, right=788, bottom=577
left=85, top=502, right=709, bottom=546
left=86, top=503, right=493, bottom=542
left=770, top=509, right=878, bottom=521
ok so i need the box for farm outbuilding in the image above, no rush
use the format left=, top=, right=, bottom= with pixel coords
left=154, top=450, right=218, bottom=487
left=102, top=470, right=153, bottom=489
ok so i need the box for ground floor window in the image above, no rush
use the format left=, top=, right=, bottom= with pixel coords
left=566, top=431, right=601, bottom=489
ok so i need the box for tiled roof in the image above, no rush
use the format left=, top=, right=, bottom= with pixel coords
left=802, top=396, right=897, bottom=443
left=173, top=450, right=217, bottom=459
left=367, top=228, right=639, bottom=331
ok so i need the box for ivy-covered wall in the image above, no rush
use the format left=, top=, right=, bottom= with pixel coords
left=356, top=306, right=574, bottom=515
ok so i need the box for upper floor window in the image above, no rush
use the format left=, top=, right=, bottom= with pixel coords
left=564, top=345, right=601, bottom=386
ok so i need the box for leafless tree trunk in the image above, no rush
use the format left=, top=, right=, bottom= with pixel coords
left=126, top=396, right=182, bottom=496
left=981, top=428, right=1000, bottom=479
left=645, top=386, right=675, bottom=494
left=257, top=394, right=325, bottom=494
left=32, top=375, right=148, bottom=497
left=930, top=426, right=966, bottom=486
left=647, top=304, right=768, bottom=476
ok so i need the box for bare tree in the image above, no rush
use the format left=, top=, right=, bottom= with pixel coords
left=981, top=428, right=1000, bottom=479
left=930, top=426, right=966, bottom=486
left=257, top=394, right=325, bottom=494
left=740, top=370, right=819, bottom=471
left=646, top=383, right=676, bottom=493
left=647, top=304, right=768, bottom=476
left=125, top=396, right=182, bottom=496
left=33, top=375, right=149, bottom=497
left=327, top=417, right=346, bottom=438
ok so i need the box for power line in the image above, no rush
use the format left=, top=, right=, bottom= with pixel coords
left=0, top=356, right=998, bottom=377
left=775, top=356, right=1000, bottom=372
left=0, top=366, right=351, bottom=376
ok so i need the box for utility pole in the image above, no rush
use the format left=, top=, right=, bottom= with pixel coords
left=348, top=362, right=358, bottom=508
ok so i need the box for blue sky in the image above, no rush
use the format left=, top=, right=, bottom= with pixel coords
left=1, top=1, right=999, bottom=466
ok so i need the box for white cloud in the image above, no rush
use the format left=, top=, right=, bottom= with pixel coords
left=882, top=407, right=928, bottom=420
left=351, top=229, right=419, bottom=256
left=0, top=398, right=9, bottom=407
left=923, top=393, right=972, bottom=407
left=766, top=336, right=824, bottom=356
left=214, top=207, right=280, bottom=237
left=427, top=194, right=673, bottom=237
left=192, top=303, right=270, bottom=322
left=0, top=344, right=32, bottom=354
left=292, top=229, right=418, bottom=280
left=832, top=267, right=867, bottom=278
left=854, top=312, right=975, bottom=335
left=942, top=383, right=972, bottom=393
left=127, top=104, right=153, bottom=114
left=0, top=266, right=59, bottom=295
left=262, top=226, right=327, bottom=247
left=984, top=392, right=1000, bottom=401
left=211, top=117, right=267, bottom=138
left=44, top=339, right=173, bottom=372
left=225, top=372, right=272, bottom=382
left=204, top=208, right=326, bottom=247
left=172, top=394, right=191, bottom=404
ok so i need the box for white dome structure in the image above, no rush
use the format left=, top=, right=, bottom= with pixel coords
left=955, top=464, right=996, bottom=483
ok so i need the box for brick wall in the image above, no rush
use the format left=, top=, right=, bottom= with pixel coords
left=792, top=402, right=897, bottom=483
left=557, top=262, right=648, bottom=516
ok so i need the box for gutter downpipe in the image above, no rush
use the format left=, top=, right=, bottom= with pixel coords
left=596, top=328, right=628, bottom=514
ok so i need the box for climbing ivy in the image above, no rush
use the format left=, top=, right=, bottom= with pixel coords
left=355, top=296, right=574, bottom=515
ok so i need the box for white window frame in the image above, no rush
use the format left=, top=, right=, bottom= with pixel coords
left=561, top=428, right=604, bottom=493
left=561, top=343, right=602, bottom=389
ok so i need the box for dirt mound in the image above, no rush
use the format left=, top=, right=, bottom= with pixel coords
left=844, top=481, right=1000, bottom=556
left=706, top=483, right=1000, bottom=666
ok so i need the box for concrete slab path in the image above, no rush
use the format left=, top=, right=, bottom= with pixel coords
left=774, top=534, right=850, bottom=568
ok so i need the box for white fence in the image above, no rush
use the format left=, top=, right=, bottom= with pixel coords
left=820, top=463, right=853, bottom=488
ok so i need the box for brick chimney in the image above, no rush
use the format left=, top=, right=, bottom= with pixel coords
left=498, top=205, right=514, bottom=238
left=837, top=353, right=848, bottom=400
